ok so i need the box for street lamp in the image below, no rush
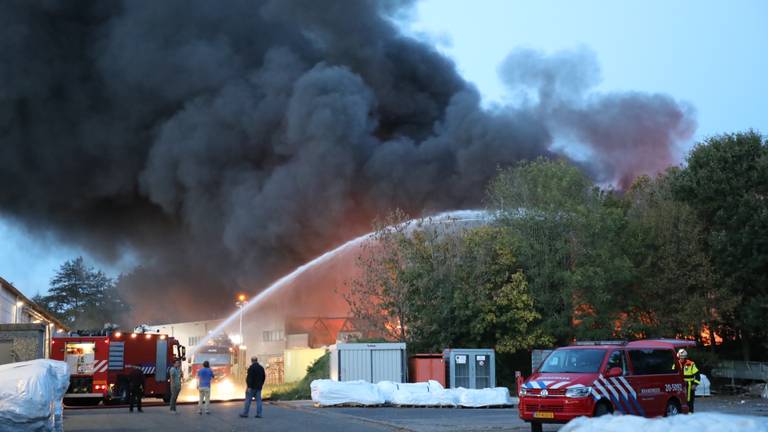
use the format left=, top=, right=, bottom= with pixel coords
left=236, top=294, right=247, bottom=351
left=235, top=294, right=248, bottom=380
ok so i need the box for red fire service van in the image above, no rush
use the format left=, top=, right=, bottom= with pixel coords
left=519, top=339, right=695, bottom=432
left=51, top=329, right=186, bottom=406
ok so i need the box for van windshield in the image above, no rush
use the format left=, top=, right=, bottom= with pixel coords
left=539, top=349, right=605, bottom=373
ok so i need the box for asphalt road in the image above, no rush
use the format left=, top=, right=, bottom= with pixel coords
left=63, top=401, right=392, bottom=432
left=62, top=396, right=768, bottom=432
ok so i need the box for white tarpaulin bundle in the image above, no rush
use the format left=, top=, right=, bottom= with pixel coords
left=311, top=379, right=514, bottom=407
left=310, top=380, right=385, bottom=406
left=0, top=359, right=69, bottom=432
left=695, top=374, right=711, bottom=397
left=560, top=413, right=768, bottom=432
left=456, top=387, right=514, bottom=407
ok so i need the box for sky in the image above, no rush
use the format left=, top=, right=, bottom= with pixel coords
left=2, top=0, right=767, bottom=298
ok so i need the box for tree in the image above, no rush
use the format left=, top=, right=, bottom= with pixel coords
left=671, top=131, right=768, bottom=358
left=620, top=173, right=738, bottom=345
left=34, top=257, right=129, bottom=329
left=344, top=210, right=416, bottom=342
left=346, top=211, right=549, bottom=355
left=486, top=158, right=631, bottom=343
left=448, top=226, right=550, bottom=353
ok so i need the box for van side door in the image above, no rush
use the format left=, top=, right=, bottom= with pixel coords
left=626, top=349, right=679, bottom=416
left=595, top=350, right=643, bottom=415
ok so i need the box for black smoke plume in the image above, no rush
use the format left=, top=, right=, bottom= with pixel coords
left=0, top=0, right=695, bottom=322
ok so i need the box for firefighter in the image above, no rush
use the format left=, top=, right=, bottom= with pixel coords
left=128, top=365, right=145, bottom=413
left=678, top=349, right=701, bottom=413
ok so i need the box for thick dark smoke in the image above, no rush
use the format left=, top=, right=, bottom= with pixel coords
left=0, top=1, right=695, bottom=322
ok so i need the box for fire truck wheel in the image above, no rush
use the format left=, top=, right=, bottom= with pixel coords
left=665, top=399, right=682, bottom=416
left=594, top=401, right=612, bottom=416
left=530, top=421, right=543, bottom=432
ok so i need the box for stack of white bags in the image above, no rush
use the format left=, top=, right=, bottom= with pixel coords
left=0, top=359, right=70, bottom=432
left=311, top=379, right=516, bottom=408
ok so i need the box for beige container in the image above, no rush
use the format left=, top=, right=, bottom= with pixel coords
left=284, top=347, right=327, bottom=382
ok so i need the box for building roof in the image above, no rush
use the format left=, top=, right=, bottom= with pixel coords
left=0, top=276, right=69, bottom=331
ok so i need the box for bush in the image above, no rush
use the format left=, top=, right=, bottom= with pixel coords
left=269, top=352, right=330, bottom=400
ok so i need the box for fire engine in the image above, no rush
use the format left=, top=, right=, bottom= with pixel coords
left=51, top=329, right=186, bottom=406
left=190, top=334, right=240, bottom=382
left=518, top=339, right=695, bottom=432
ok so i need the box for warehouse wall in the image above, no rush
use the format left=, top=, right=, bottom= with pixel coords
left=0, top=323, right=46, bottom=365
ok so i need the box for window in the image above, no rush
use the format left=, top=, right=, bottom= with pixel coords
left=263, top=330, right=284, bottom=342
left=539, top=349, right=606, bottom=373
left=628, top=349, right=677, bottom=375
left=189, top=336, right=201, bottom=347
left=606, top=350, right=628, bottom=375
left=194, top=353, right=231, bottom=365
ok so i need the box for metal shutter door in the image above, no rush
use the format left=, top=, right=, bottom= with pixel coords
left=372, top=349, right=401, bottom=383
left=340, top=349, right=370, bottom=382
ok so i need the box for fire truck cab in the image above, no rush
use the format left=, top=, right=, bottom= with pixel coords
left=189, top=334, right=241, bottom=382
left=519, top=339, right=694, bottom=432
left=51, top=329, right=185, bottom=406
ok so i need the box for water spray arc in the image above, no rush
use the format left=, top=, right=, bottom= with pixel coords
left=190, top=209, right=490, bottom=353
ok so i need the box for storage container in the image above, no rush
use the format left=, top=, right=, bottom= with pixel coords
left=443, top=348, right=495, bottom=389
left=408, top=353, right=446, bottom=386
left=329, top=343, right=406, bottom=383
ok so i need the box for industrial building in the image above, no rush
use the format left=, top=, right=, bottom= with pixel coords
left=0, top=276, right=69, bottom=364
left=147, top=315, right=363, bottom=384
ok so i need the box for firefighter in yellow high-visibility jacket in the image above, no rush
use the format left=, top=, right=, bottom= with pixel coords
left=677, top=349, right=701, bottom=413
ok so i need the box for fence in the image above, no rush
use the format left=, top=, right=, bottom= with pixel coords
left=711, top=360, right=768, bottom=381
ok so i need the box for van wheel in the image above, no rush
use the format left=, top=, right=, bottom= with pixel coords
left=665, top=399, right=681, bottom=416
left=594, top=401, right=612, bottom=416
left=531, top=422, right=543, bottom=432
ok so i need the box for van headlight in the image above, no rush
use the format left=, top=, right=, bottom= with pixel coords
left=565, top=386, right=591, bottom=398
left=519, top=387, right=528, bottom=396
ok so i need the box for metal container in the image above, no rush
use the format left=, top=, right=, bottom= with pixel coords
left=329, top=343, right=406, bottom=383
left=408, top=353, right=446, bottom=386
left=443, top=348, right=495, bottom=389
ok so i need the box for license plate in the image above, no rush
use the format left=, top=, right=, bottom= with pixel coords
left=534, top=411, right=555, bottom=419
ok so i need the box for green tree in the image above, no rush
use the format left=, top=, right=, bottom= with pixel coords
left=451, top=226, right=550, bottom=353
left=487, top=158, right=631, bottom=343
left=346, top=212, right=549, bottom=354
left=671, top=131, right=768, bottom=358
left=34, top=257, right=129, bottom=329
left=620, top=173, right=737, bottom=344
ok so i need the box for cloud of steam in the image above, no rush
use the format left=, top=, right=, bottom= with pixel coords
left=0, top=1, right=695, bottom=322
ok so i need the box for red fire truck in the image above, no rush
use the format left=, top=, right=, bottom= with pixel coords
left=190, top=334, right=239, bottom=382
left=51, top=329, right=186, bottom=406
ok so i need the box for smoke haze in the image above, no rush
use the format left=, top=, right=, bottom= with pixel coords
left=0, top=0, right=695, bottom=321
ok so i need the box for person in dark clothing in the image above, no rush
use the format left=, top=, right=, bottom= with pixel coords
left=127, top=365, right=145, bottom=412
left=239, top=357, right=266, bottom=418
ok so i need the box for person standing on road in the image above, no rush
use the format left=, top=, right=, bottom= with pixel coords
left=169, top=359, right=183, bottom=414
left=678, top=349, right=701, bottom=413
left=197, top=360, right=215, bottom=415
left=239, top=357, right=266, bottom=418
left=128, top=365, right=145, bottom=413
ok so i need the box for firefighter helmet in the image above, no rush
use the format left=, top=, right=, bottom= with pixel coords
left=677, top=349, right=688, bottom=358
